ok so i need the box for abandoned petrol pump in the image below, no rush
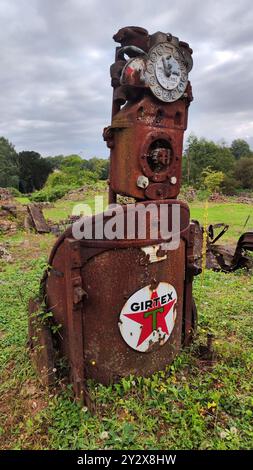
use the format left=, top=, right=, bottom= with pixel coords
left=29, top=27, right=200, bottom=400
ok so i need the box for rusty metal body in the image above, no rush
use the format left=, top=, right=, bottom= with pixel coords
left=104, top=28, right=193, bottom=202
left=29, top=27, right=199, bottom=399
left=107, top=92, right=192, bottom=200
left=33, top=201, right=197, bottom=396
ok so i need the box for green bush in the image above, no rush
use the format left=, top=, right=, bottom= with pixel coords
left=202, top=169, right=224, bottom=193
left=44, top=168, right=98, bottom=189
left=221, top=175, right=241, bottom=195
left=235, top=157, right=253, bottom=189
left=196, top=188, right=210, bottom=201
left=7, top=187, right=22, bottom=197
left=30, top=185, right=71, bottom=202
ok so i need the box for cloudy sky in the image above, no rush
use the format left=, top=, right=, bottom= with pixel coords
left=0, top=0, right=252, bottom=157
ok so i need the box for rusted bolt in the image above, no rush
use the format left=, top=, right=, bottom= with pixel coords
left=73, top=287, right=88, bottom=304
left=170, top=176, right=177, bottom=185
left=137, top=175, right=149, bottom=188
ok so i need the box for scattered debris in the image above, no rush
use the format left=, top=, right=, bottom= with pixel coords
left=208, top=192, right=227, bottom=202
left=180, top=186, right=196, bottom=202
left=27, top=204, right=50, bottom=233
left=0, top=188, right=25, bottom=234
left=193, top=220, right=253, bottom=272
left=0, top=244, right=12, bottom=262
left=235, top=196, right=253, bottom=204
left=61, top=184, right=106, bottom=201
left=0, top=204, right=17, bottom=217
left=0, top=188, right=12, bottom=201
left=0, top=188, right=53, bottom=235
left=0, top=219, right=18, bottom=235
left=48, top=215, right=80, bottom=235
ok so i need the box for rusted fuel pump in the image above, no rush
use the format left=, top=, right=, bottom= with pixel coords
left=105, top=27, right=193, bottom=202
left=29, top=27, right=200, bottom=400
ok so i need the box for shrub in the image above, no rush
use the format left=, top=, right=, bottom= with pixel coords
left=7, top=187, right=22, bottom=197
left=44, top=168, right=98, bottom=190
left=30, top=185, right=71, bottom=202
left=235, top=157, right=253, bottom=189
left=196, top=188, right=210, bottom=201
left=202, top=168, right=224, bottom=193
left=221, top=175, right=241, bottom=195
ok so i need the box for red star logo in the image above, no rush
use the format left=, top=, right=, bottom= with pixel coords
left=124, top=290, right=176, bottom=347
left=125, top=66, right=134, bottom=76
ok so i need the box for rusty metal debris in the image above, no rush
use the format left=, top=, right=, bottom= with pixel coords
left=0, top=189, right=51, bottom=235
left=197, top=333, right=216, bottom=363
left=28, top=27, right=200, bottom=401
left=193, top=220, right=253, bottom=272
left=27, top=204, right=50, bottom=233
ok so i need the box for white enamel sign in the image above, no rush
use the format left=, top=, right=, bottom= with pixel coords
left=118, top=282, right=177, bottom=353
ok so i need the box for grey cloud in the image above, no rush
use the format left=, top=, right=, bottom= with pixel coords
left=0, top=0, right=252, bottom=156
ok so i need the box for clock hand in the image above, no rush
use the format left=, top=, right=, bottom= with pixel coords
left=162, top=55, right=172, bottom=77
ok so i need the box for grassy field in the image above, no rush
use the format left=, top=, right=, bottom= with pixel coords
left=43, top=194, right=107, bottom=222
left=0, top=195, right=253, bottom=450
left=190, top=201, right=253, bottom=243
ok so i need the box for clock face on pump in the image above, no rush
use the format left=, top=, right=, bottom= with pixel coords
left=146, top=42, right=188, bottom=102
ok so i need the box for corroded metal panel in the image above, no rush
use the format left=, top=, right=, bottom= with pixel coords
left=81, top=242, right=185, bottom=385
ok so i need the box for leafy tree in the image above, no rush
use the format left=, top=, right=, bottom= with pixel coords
left=45, top=168, right=97, bottom=189
left=235, top=157, right=253, bottom=189
left=230, top=139, right=252, bottom=160
left=45, top=155, right=64, bottom=170
left=182, top=135, right=235, bottom=186
left=221, top=175, right=241, bottom=195
left=60, top=154, right=83, bottom=169
left=0, top=137, right=19, bottom=188
left=44, top=154, right=99, bottom=193
left=18, top=151, right=53, bottom=193
left=202, top=168, right=224, bottom=193
left=82, top=157, right=109, bottom=180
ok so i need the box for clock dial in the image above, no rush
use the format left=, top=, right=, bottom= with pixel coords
left=146, top=42, right=188, bottom=102
left=156, top=54, right=181, bottom=90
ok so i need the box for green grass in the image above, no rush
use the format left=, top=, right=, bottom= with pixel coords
left=15, top=196, right=30, bottom=204
left=0, top=198, right=253, bottom=449
left=0, top=251, right=253, bottom=449
left=45, top=196, right=253, bottom=243
left=189, top=202, right=253, bottom=243
left=43, top=193, right=107, bottom=222
left=14, top=191, right=253, bottom=245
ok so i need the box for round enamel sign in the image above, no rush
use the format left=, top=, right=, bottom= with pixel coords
left=118, top=282, right=177, bottom=353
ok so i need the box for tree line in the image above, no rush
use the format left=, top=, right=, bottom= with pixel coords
left=1, top=135, right=252, bottom=199
left=0, top=136, right=109, bottom=194
left=182, top=135, right=253, bottom=194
